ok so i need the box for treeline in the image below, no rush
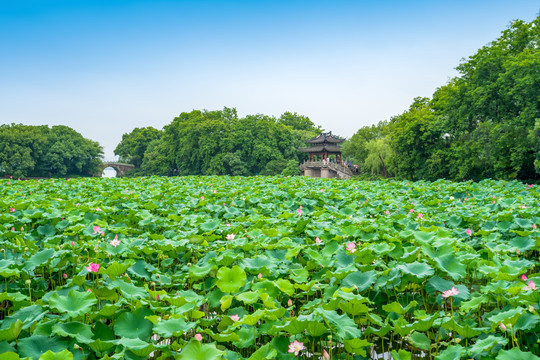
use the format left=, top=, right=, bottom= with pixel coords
left=0, top=124, right=103, bottom=178
left=343, top=15, right=540, bottom=182
left=114, top=108, right=321, bottom=176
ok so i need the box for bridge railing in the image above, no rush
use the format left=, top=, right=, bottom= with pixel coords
left=299, top=160, right=353, bottom=175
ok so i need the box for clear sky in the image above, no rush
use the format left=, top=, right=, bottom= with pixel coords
left=1, top=1, right=539, bottom=159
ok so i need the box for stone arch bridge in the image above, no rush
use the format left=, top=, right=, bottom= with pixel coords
left=98, top=162, right=135, bottom=177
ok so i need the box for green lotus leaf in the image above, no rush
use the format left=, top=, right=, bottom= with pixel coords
left=88, top=339, right=116, bottom=352
left=116, top=337, right=155, bottom=357
left=18, top=335, right=68, bottom=360
left=306, top=321, right=328, bottom=337
left=48, top=290, right=97, bottom=318
left=153, top=317, right=196, bottom=338
left=313, top=308, right=362, bottom=340
left=467, top=335, right=508, bottom=355
left=177, top=340, right=225, bottom=360
left=383, top=301, right=418, bottom=315
left=114, top=308, right=154, bottom=341
left=23, top=248, right=55, bottom=271
left=101, top=260, right=135, bottom=279
left=488, top=307, right=523, bottom=329
left=509, top=237, right=536, bottom=251
left=38, top=349, right=73, bottom=360
left=391, top=349, right=411, bottom=360
left=246, top=343, right=277, bottom=360
left=435, top=345, right=464, bottom=360
left=342, top=270, right=377, bottom=292
left=216, top=266, right=246, bottom=293
left=3, top=304, right=46, bottom=330
left=406, top=332, right=430, bottom=351
left=189, top=263, right=214, bottom=279
left=0, top=260, right=20, bottom=278
left=0, top=320, right=23, bottom=342
left=235, top=291, right=259, bottom=305
left=397, top=262, right=434, bottom=278
left=51, top=321, right=93, bottom=343
left=233, top=326, right=255, bottom=349
left=200, top=219, right=220, bottom=232
left=37, top=225, right=56, bottom=238
left=514, top=313, right=540, bottom=331
left=127, top=260, right=152, bottom=280
left=0, top=352, right=19, bottom=360
left=496, top=348, right=540, bottom=360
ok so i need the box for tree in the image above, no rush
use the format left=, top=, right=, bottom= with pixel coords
left=114, top=127, right=162, bottom=167
left=0, top=124, right=103, bottom=178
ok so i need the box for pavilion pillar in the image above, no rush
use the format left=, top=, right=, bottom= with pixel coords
left=340, top=153, right=342, bottom=164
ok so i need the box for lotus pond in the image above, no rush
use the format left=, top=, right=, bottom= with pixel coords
left=0, top=176, right=539, bottom=360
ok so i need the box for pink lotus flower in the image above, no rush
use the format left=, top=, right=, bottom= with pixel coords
left=385, top=210, right=390, bottom=215
left=466, top=229, right=472, bottom=236
left=110, top=238, right=121, bottom=248
left=288, top=340, right=305, bottom=356
left=201, top=196, right=204, bottom=200
left=226, top=223, right=231, bottom=227
left=409, top=209, right=414, bottom=213
left=288, top=298, right=293, bottom=307
left=297, top=206, right=303, bottom=216
left=441, top=286, right=459, bottom=298
left=517, top=249, right=520, bottom=254
left=63, top=273, right=68, bottom=279
left=71, top=241, right=74, bottom=246
left=230, top=314, right=240, bottom=322
left=226, top=233, right=235, bottom=240
left=529, top=184, right=533, bottom=188
left=9, top=207, right=15, bottom=213
left=417, top=213, right=423, bottom=219
left=76, top=203, right=81, bottom=206
left=346, top=242, right=356, bottom=253
left=323, top=349, right=330, bottom=360
left=96, top=207, right=101, bottom=211
left=493, top=200, right=496, bottom=204
left=533, top=224, right=537, bottom=229
left=258, top=273, right=263, bottom=279
left=93, top=226, right=100, bottom=234
left=522, top=274, right=528, bottom=281
left=194, top=333, right=203, bottom=341
left=527, top=281, right=537, bottom=290
left=11, top=227, right=14, bottom=232
left=315, top=237, right=322, bottom=245
left=86, top=263, right=99, bottom=273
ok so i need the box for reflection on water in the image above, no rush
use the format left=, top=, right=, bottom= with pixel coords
left=102, top=167, right=117, bottom=178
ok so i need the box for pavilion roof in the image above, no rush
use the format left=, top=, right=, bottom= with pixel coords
left=306, top=131, right=345, bottom=144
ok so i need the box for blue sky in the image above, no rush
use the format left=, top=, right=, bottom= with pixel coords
left=1, top=1, right=539, bottom=159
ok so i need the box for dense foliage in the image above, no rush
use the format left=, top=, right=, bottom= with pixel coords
left=0, top=124, right=103, bottom=178
left=114, top=108, right=321, bottom=177
left=343, top=15, right=540, bottom=182
left=1, top=176, right=539, bottom=359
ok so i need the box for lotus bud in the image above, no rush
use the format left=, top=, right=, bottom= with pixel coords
left=73, top=344, right=80, bottom=350
left=25, top=279, right=31, bottom=286
left=63, top=273, right=68, bottom=279
left=155, top=274, right=160, bottom=278
left=499, top=322, right=506, bottom=332
left=288, top=298, right=293, bottom=307
left=529, top=305, right=535, bottom=313
left=323, top=349, right=330, bottom=360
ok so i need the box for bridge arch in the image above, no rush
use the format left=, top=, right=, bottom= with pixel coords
left=99, top=162, right=135, bottom=177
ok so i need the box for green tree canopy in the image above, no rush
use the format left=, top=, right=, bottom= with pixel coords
left=0, top=124, right=103, bottom=178
left=120, top=107, right=320, bottom=176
